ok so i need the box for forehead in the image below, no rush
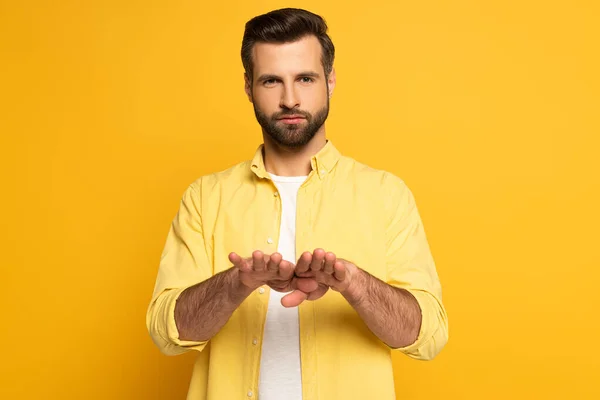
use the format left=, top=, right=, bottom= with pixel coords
left=251, top=35, right=323, bottom=76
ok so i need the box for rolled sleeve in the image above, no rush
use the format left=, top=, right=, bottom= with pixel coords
left=146, top=287, right=208, bottom=356
left=392, top=289, right=448, bottom=360
left=383, top=173, right=449, bottom=360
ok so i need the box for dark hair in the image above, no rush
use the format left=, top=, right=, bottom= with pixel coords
left=241, top=8, right=335, bottom=81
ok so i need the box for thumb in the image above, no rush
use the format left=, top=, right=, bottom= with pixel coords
left=294, top=277, right=318, bottom=293
left=281, top=290, right=308, bottom=308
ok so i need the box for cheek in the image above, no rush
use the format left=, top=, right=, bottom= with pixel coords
left=253, top=88, right=280, bottom=111
left=301, top=86, right=328, bottom=110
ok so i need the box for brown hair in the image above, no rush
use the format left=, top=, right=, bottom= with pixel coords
left=241, top=8, right=335, bottom=81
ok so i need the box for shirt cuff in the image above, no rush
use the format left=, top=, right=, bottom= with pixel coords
left=389, top=289, right=436, bottom=355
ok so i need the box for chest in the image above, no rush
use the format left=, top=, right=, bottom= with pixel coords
left=209, top=179, right=389, bottom=281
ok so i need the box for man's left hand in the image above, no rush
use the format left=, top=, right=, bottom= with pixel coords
left=294, top=249, right=362, bottom=301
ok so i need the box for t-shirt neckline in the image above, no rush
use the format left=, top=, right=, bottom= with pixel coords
left=268, top=172, right=308, bottom=183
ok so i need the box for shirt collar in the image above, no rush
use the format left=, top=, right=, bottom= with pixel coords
left=250, top=140, right=341, bottom=180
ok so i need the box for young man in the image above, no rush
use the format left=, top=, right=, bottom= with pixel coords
left=147, top=8, right=448, bottom=400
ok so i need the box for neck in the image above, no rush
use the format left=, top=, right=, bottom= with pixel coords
left=262, top=129, right=327, bottom=177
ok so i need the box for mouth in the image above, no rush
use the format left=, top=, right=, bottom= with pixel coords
left=278, top=115, right=306, bottom=124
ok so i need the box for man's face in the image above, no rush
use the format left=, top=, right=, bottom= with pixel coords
left=245, top=35, right=335, bottom=148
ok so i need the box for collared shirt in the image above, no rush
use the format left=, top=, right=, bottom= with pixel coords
left=146, top=140, right=448, bottom=400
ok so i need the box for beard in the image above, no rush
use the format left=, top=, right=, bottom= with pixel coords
left=252, top=97, right=330, bottom=148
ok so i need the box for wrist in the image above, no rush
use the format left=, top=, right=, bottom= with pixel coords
left=341, top=265, right=368, bottom=304
left=231, top=267, right=256, bottom=299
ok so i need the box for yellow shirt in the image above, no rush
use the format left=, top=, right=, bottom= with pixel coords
left=146, top=140, right=448, bottom=400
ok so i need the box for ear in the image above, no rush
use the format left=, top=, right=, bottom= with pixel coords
left=327, top=67, right=336, bottom=98
left=244, top=73, right=253, bottom=103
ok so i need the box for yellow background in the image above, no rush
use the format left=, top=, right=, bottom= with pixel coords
left=1, top=0, right=599, bottom=398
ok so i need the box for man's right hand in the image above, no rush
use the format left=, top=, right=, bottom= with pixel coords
left=228, top=250, right=318, bottom=307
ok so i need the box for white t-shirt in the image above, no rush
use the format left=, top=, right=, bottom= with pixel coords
left=258, top=173, right=307, bottom=400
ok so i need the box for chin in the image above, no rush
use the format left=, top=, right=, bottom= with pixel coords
left=285, top=134, right=316, bottom=147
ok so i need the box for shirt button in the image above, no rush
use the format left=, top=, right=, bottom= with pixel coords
left=267, top=237, right=273, bottom=244
left=258, top=288, right=265, bottom=294
left=247, top=391, right=253, bottom=397
left=274, top=192, right=279, bottom=197
left=252, top=338, right=258, bottom=345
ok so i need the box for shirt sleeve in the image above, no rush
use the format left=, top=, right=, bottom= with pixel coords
left=383, top=173, right=449, bottom=360
left=146, top=180, right=213, bottom=356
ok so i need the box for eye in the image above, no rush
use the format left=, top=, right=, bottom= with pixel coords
left=299, top=77, right=314, bottom=83
left=263, top=79, right=278, bottom=87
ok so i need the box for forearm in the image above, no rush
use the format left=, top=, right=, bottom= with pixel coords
left=342, top=268, right=422, bottom=348
left=175, top=267, right=253, bottom=341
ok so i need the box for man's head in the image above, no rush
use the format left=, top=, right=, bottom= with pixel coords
left=242, top=8, right=336, bottom=148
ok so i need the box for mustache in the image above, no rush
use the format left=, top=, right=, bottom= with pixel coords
left=272, top=109, right=310, bottom=119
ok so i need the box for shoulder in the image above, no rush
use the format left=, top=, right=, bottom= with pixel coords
left=337, top=155, right=408, bottom=191
left=187, top=160, right=254, bottom=195
left=336, top=155, right=414, bottom=216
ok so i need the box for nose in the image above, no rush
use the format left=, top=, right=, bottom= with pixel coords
left=280, top=85, right=300, bottom=110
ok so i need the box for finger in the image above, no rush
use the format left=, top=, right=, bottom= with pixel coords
left=278, top=260, right=294, bottom=280
left=281, top=290, right=308, bottom=308
left=267, top=252, right=282, bottom=272
left=323, top=252, right=336, bottom=274
left=295, top=251, right=312, bottom=274
left=294, top=271, right=315, bottom=278
left=253, top=250, right=265, bottom=271
left=333, top=261, right=346, bottom=281
left=228, top=252, right=242, bottom=266
left=229, top=252, right=250, bottom=272
left=294, top=277, right=319, bottom=293
left=310, top=248, right=326, bottom=271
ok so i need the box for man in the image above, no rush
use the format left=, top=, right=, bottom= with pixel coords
left=147, top=7, right=448, bottom=400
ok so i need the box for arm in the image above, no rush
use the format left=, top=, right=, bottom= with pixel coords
left=174, top=267, right=253, bottom=341
left=146, top=181, right=214, bottom=355
left=147, top=180, right=314, bottom=355
left=175, top=250, right=310, bottom=341
left=341, top=266, right=422, bottom=349
left=295, top=254, right=423, bottom=349
left=381, top=174, right=448, bottom=360
left=294, top=174, right=448, bottom=360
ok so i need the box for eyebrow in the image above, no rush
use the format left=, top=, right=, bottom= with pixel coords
left=257, top=71, right=321, bottom=82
